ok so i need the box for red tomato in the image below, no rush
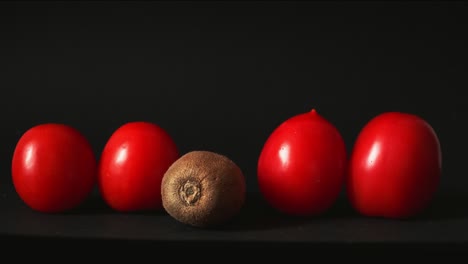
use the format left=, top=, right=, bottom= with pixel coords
left=12, top=123, right=96, bottom=213
left=98, top=121, right=179, bottom=212
left=257, top=109, right=347, bottom=216
left=347, top=112, right=442, bottom=219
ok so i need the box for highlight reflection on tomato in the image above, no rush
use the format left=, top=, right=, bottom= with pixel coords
left=347, top=112, right=442, bottom=219
left=257, top=109, right=347, bottom=216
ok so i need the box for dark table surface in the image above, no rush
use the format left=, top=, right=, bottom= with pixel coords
left=1, top=183, right=468, bottom=257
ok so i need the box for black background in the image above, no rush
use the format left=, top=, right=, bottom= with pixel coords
left=0, top=1, right=464, bottom=194
left=0, top=1, right=467, bottom=254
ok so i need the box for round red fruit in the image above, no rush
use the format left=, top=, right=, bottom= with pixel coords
left=12, top=123, right=97, bottom=213
left=257, top=109, right=347, bottom=216
left=98, top=121, right=179, bottom=212
left=347, top=112, right=442, bottom=218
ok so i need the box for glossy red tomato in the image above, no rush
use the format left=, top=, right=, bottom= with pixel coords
left=98, top=121, right=179, bottom=212
left=12, top=123, right=97, bottom=213
left=257, top=109, right=347, bottom=216
left=347, top=112, right=442, bottom=219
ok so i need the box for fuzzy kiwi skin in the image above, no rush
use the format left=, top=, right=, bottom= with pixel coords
left=161, top=151, right=246, bottom=228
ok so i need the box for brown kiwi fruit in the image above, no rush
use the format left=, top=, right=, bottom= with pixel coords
left=161, top=150, right=246, bottom=228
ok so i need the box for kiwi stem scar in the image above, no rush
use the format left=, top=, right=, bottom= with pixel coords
left=179, top=180, right=201, bottom=206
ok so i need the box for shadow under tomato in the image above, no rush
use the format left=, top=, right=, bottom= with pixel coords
left=206, top=192, right=357, bottom=231
left=65, top=191, right=167, bottom=216
left=409, top=193, right=468, bottom=221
